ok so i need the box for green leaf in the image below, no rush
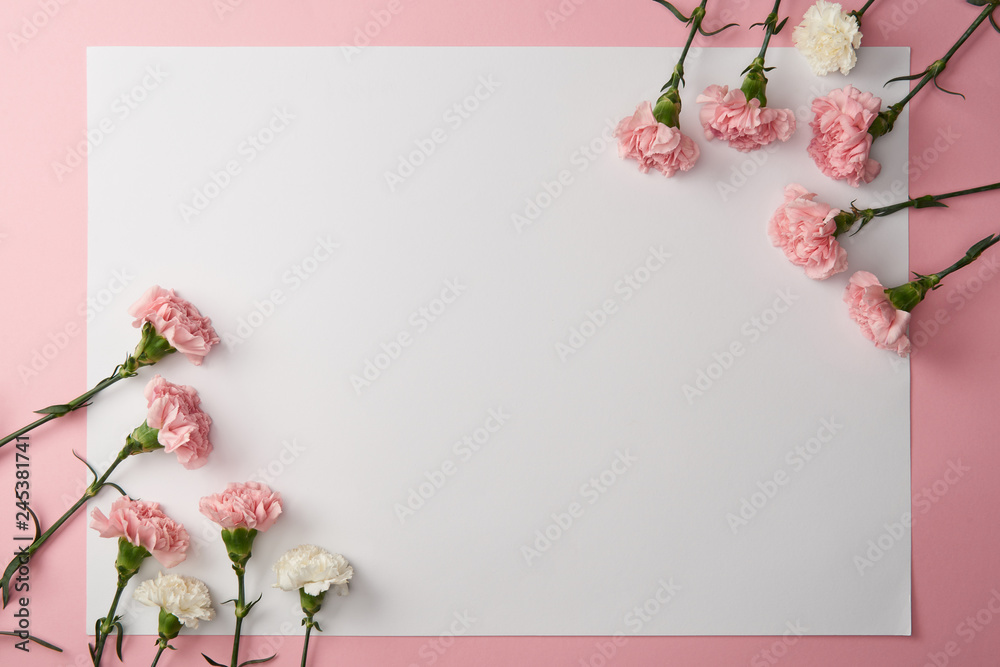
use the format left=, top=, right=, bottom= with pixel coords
left=114, top=621, right=125, bottom=660
left=700, top=21, right=739, bottom=36
left=73, top=450, right=100, bottom=483
left=932, top=76, right=966, bottom=99
left=243, top=593, right=264, bottom=614
left=203, top=653, right=229, bottom=667
left=239, top=654, right=278, bottom=666
left=104, top=482, right=128, bottom=497
left=34, top=404, right=74, bottom=416
left=884, top=70, right=928, bottom=86
left=0, top=630, right=63, bottom=652
left=650, top=0, right=691, bottom=23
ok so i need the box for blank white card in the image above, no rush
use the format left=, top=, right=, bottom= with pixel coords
left=87, top=46, right=910, bottom=635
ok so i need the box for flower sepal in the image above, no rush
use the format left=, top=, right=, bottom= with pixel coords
left=115, top=537, right=152, bottom=583
left=221, top=527, right=259, bottom=569
left=300, top=589, right=326, bottom=618
left=884, top=274, right=939, bottom=312
left=739, top=61, right=770, bottom=106
left=652, top=88, right=682, bottom=128
left=158, top=608, right=183, bottom=642
left=128, top=322, right=176, bottom=372
left=126, top=422, right=163, bottom=455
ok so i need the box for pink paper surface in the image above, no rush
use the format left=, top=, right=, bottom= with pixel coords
left=0, top=0, right=998, bottom=665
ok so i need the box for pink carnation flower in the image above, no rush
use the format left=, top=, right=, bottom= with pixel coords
left=843, top=271, right=911, bottom=357
left=807, top=85, right=882, bottom=187
left=696, top=85, right=796, bottom=152
left=768, top=184, right=847, bottom=280
left=129, top=286, right=220, bottom=365
left=614, top=102, right=699, bottom=177
left=90, top=496, right=190, bottom=568
left=144, top=375, right=213, bottom=470
left=199, top=481, right=283, bottom=532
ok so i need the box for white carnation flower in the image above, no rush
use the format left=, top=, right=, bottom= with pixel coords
left=273, top=545, right=353, bottom=597
left=133, top=571, right=215, bottom=629
left=792, top=0, right=863, bottom=76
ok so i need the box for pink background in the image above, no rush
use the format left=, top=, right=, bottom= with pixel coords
left=1, top=0, right=998, bottom=665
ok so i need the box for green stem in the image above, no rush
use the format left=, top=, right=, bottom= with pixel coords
left=755, top=0, right=782, bottom=62
left=885, top=232, right=1000, bottom=310
left=0, top=367, right=131, bottom=449
left=231, top=566, right=247, bottom=667
left=300, top=618, right=314, bottom=667
left=871, top=3, right=995, bottom=137
left=664, top=0, right=709, bottom=91
left=92, top=579, right=128, bottom=667
left=1, top=447, right=131, bottom=606
left=851, top=0, right=878, bottom=22
left=842, top=180, right=1000, bottom=236
left=151, top=640, right=169, bottom=667
left=926, top=181, right=1000, bottom=203
left=934, top=234, right=1000, bottom=281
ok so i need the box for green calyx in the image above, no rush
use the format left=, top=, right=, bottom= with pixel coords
left=157, top=608, right=182, bottom=642
left=740, top=59, right=769, bottom=107
left=127, top=322, right=176, bottom=373
left=652, top=87, right=682, bottom=127
left=884, top=275, right=939, bottom=312
left=126, top=422, right=162, bottom=455
left=115, top=538, right=151, bottom=583
left=832, top=209, right=862, bottom=237
left=300, top=588, right=326, bottom=617
left=868, top=105, right=900, bottom=140
left=221, top=527, right=258, bottom=569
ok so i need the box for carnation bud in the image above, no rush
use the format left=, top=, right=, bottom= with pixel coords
left=221, top=527, right=258, bottom=570
left=652, top=88, right=682, bottom=128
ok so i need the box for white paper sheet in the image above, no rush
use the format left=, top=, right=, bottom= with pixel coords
left=87, top=46, right=910, bottom=636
